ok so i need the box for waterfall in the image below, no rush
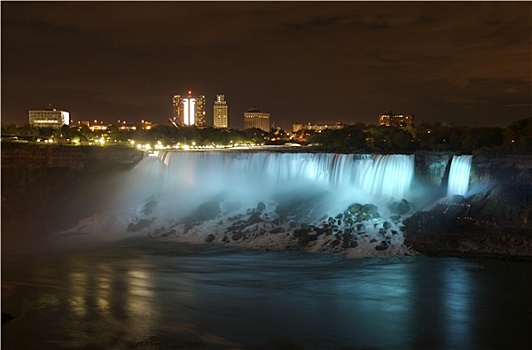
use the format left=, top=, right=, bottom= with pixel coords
left=142, top=151, right=415, bottom=207
left=447, top=155, right=473, bottom=197
left=65, top=151, right=417, bottom=238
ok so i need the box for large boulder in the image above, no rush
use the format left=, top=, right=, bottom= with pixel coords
left=182, top=201, right=221, bottom=224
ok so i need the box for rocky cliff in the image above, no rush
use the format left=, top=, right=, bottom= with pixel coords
left=1, top=142, right=143, bottom=171
left=406, top=152, right=532, bottom=260
left=1, top=143, right=144, bottom=242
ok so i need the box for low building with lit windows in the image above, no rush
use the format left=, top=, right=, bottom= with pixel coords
left=28, top=109, right=70, bottom=128
left=292, top=123, right=303, bottom=133
left=243, top=107, right=270, bottom=131
left=141, top=120, right=156, bottom=130
left=378, top=112, right=414, bottom=127
left=304, top=122, right=345, bottom=132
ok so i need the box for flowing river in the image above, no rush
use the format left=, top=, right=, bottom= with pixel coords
left=2, top=237, right=530, bottom=350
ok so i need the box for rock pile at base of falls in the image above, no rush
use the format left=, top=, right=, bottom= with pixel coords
left=141, top=197, right=418, bottom=259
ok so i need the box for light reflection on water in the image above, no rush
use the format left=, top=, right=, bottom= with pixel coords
left=2, top=237, right=531, bottom=350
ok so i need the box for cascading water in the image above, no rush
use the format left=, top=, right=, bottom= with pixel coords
left=145, top=151, right=415, bottom=211
left=60, top=150, right=419, bottom=257
left=446, top=155, right=473, bottom=197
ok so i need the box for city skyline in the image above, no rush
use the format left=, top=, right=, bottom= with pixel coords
left=2, top=2, right=531, bottom=130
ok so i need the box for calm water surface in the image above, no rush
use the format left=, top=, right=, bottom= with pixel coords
left=2, top=237, right=531, bottom=349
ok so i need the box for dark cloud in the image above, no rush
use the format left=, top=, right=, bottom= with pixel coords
left=2, top=1, right=530, bottom=129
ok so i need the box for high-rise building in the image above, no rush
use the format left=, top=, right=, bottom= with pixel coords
left=378, top=112, right=414, bottom=127
left=28, top=108, right=70, bottom=128
left=213, top=94, right=228, bottom=128
left=243, top=107, right=270, bottom=131
left=172, top=91, right=206, bottom=127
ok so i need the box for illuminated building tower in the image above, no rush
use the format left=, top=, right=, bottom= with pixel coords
left=243, top=107, right=270, bottom=131
left=172, top=91, right=206, bottom=127
left=28, top=108, right=70, bottom=128
left=378, top=112, right=414, bottom=127
left=213, top=94, right=228, bottom=128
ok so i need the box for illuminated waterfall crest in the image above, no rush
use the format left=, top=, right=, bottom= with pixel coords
left=357, top=154, right=415, bottom=200
left=148, top=151, right=415, bottom=203
left=447, top=155, right=473, bottom=197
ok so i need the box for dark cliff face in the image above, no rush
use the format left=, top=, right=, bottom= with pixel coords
left=470, top=154, right=532, bottom=188
left=1, top=143, right=144, bottom=246
left=407, top=152, right=532, bottom=259
left=1, top=142, right=144, bottom=171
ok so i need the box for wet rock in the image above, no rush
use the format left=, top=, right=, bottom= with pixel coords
left=127, top=218, right=153, bottom=232
left=293, top=228, right=310, bottom=237
left=355, top=224, right=366, bottom=234
left=293, top=228, right=317, bottom=244
left=403, top=206, right=473, bottom=235
left=183, top=222, right=193, bottom=233
left=247, top=211, right=262, bottom=224
left=375, top=241, right=389, bottom=250
left=243, top=224, right=259, bottom=234
left=458, top=239, right=480, bottom=251
left=256, top=201, right=266, bottom=213
left=205, top=234, right=216, bottom=243
left=231, top=232, right=243, bottom=241
left=363, top=203, right=379, bottom=215
left=388, top=199, right=413, bottom=215
left=144, top=199, right=157, bottom=215
left=274, top=193, right=326, bottom=222
left=390, top=215, right=402, bottom=222
left=161, top=229, right=176, bottom=237
left=341, top=231, right=356, bottom=248
left=228, top=214, right=243, bottom=222
left=183, top=201, right=221, bottom=224
left=269, top=227, right=284, bottom=234
left=347, top=203, right=362, bottom=214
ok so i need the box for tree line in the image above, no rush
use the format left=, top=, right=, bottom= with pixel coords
left=308, top=118, right=531, bottom=154
left=1, top=117, right=530, bottom=154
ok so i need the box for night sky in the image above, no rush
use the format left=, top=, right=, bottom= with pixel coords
left=2, top=1, right=531, bottom=130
